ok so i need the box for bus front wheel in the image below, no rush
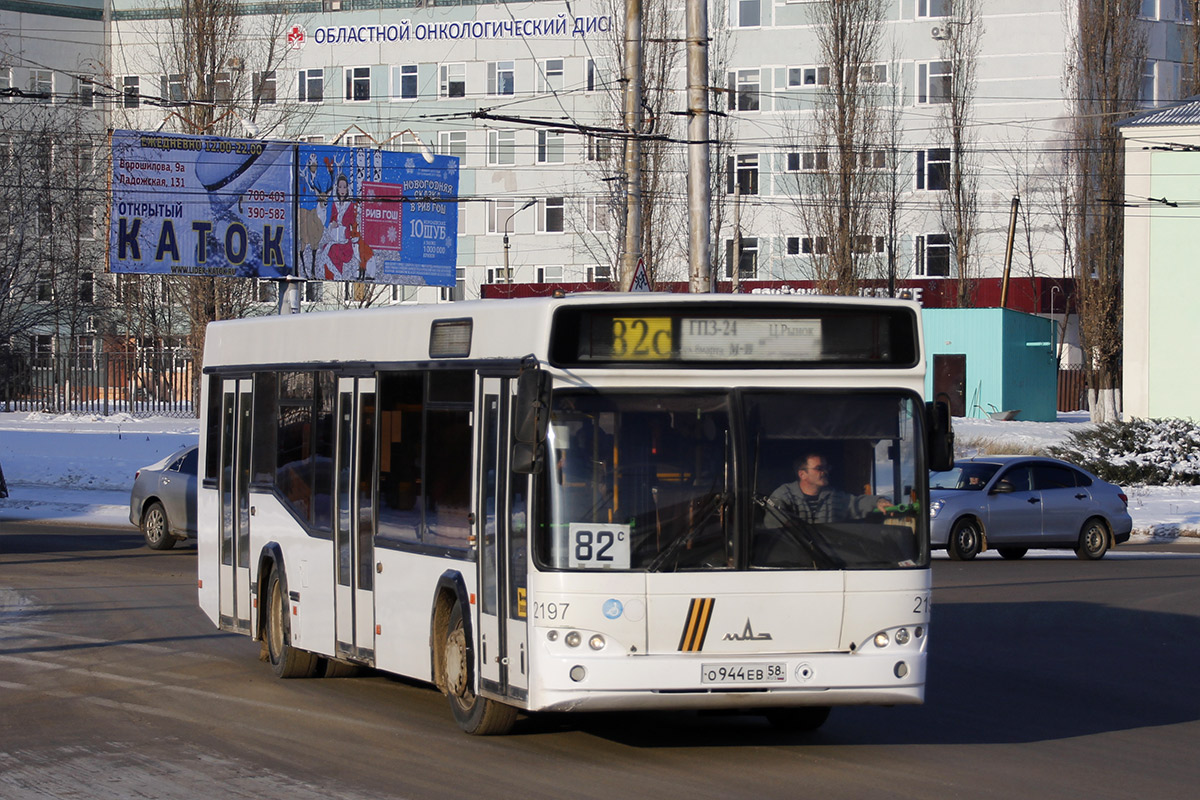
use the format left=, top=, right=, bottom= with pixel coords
left=265, top=568, right=322, bottom=679
left=442, top=602, right=517, bottom=735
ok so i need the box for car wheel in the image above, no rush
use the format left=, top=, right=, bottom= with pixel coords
left=1076, top=517, right=1110, bottom=560
left=997, top=547, right=1028, bottom=560
left=947, top=518, right=982, bottom=561
left=442, top=602, right=517, bottom=735
left=141, top=501, right=176, bottom=550
left=764, top=706, right=831, bottom=732
left=265, top=568, right=322, bottom=678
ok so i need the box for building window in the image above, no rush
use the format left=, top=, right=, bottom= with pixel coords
left=536, top=265, right=563, bottom=283
left=392, top=64, right=418, bottom=100
left=1141, top=60, right=1158, bottom=105
left=537, top=130, right=565, bottom=164
left=440, top=63, right=466, bottom=98
left=253, top=70, right=276, bottom=105
left=786, top=236, right=801, bottom=256
left=257, top=280, right=278, bottom=303
left=855, top=235, right=886, bottom=254
left=78, top=272, right=94, bottom=305
left=725, top=238, right=759, bottom=279
left=736, top=0, right=761, bottom=28
left=299, top=69, right=324, bottom=103
left=917, top=148, right=951, bottom=191
left=538, top=59, right=565, bottom=93
left=209, top=72, right=232, bottom=104
left=586, top=134, right=612, bottom=162
left=727, top=154, right=759, bottom=195
left=487, top=61, right=515, bottom=96
left=916, top=233, right=951, bottom=277
left=587, top=265, right=613, bottom=282
left=788, top=66, right=830, bottom=88
left=801, top=236, right=829, bottom=255
left=487, top=129, right=516, bottom=166
left=860, top=149, right=888, bottom=170
left=859, top=63, right=889, bottom=84
left=161, top=73, right=185, bottom=106
left=787, top=150, right=829, bottom=172
left=37, top=272, right=54, bottom=302
left=728, top=69, right=760, bottom=111
left=1139, top=0, right=1159, bottom=19
left=34, top=334, right=54, bottom=356
left=485, top=266, right=506, bottom=284
left=439, top=130, right=467, bottom=160
left=585, top=197, right=611, bottom=232
left=917, top=0, right=952, bottom=17
left=0, top=68, right=10, bottom=99
left=77, top=77, right=94, bottom=107
left=305, top=282, right=323, bottom=303
left=918, top=61, right=952, bottom=105
left=489, top=199, right=516, bottom=234
left=30, top=69, right=52, bottom=102
left=122, top=76, right=140, bottom=108
left=539, top=197, right=565, bottom=233
left=586, top=59, right=602, bottom=92
left=346, top=66, right=371, bottom=101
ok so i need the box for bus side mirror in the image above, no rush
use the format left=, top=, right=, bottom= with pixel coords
left=513, top=368, right=550, bottom=474
left=926, top=400, right=955, bottom=472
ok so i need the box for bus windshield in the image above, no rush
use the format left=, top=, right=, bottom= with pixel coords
left=540, top=390, right=927, bottom=572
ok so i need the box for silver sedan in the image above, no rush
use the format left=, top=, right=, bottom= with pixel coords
left=129, top=445, right=198, bottom=550
left=930, top=455, right=1133, bottom=560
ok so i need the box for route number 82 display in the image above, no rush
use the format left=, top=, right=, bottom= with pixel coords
left=567, top=523, right=632, bottom=570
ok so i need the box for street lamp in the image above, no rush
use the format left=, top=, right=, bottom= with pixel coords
left=503, top=198, right=537, bottom=284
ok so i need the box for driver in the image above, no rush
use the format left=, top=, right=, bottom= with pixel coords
left=766, top=452, right=891, bottom=525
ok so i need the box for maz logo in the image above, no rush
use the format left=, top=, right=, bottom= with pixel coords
left=723, top=619, right=773, bottom=642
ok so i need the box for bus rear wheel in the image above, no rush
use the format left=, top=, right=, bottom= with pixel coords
left=265, top=568, right=322, bottom=679
left=442, top=603, right=517, bottom=735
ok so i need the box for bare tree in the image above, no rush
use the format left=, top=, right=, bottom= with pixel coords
left=1183, top=1, right=1200, bottom=97
left=1064, top=0, right=1146, bottom=421
left=782, top=0, right=889, bottom=296
left=577, top=0, right=687, bottom=287
left=936, top=0, right=984, bottom=307
left=113, top=1, right=310, bottom=390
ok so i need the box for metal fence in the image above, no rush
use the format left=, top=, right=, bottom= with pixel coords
left=1058, top=366, right=1088, bottom=413
left=0, top=351, right=196, bottom=417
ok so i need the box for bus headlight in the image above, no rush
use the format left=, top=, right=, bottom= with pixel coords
left=895, top=628, right=911, bottom=645
left=588, top=634, right=606, bottom=651
left=874, top=632, right=889, bottom=648
left=565, top=631, right=582, bottom=648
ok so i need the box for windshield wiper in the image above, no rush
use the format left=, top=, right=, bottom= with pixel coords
left=647, top=490, right=728, bottom=572
left=753, top=494, right=846, bottom=570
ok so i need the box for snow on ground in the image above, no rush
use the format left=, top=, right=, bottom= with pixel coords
left=0, top=410, right=1197, bottom=539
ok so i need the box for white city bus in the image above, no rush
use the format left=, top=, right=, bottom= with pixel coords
left=197, top=294, right=953, bottom=734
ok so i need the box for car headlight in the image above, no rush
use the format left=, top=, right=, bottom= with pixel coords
left=929, top=499, right=944, bottom=519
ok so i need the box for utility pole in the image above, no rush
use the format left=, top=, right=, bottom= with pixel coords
left=620, top=0, right=643, bottom=291
left=686, top=0, right=711, bottom=293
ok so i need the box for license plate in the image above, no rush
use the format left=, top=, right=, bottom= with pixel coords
left=700, top=663, right=786, bottom=684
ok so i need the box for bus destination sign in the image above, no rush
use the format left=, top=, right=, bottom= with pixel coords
left=604, top=316, right=821, bottom=361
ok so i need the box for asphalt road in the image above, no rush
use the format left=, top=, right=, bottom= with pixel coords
left=2, top=521, right=1198, bottom=799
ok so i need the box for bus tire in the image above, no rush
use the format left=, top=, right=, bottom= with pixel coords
left=997, top=547, right=1028, bottom=560
left=442, top=603, right=517, bottom=735
left=142, top=501, right=176, bottom=550
left=265, top=568, right=321, bottom=679
left=1076, top=517, right=1110, bottom=560
left=947, top=518, right=982, bottom=561
left=764, top=706, right=831, bottom=732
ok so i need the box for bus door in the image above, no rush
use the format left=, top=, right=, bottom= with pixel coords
left=476, top=377, right=529, bottom=700
left=218, top=378, right=252, bottom=634
left=334, top=376, right=377, bottom=663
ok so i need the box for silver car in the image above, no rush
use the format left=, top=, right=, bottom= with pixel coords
left=129, top=445, right=198, bottom=550
left=930, top=455, right=1133, bottom=561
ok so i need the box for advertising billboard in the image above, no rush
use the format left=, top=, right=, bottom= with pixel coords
left=109, top=131, right=460, bottom=286
left=109, top=129, right=295, bottom=278
left=297, top=145, right=458, bottom=286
